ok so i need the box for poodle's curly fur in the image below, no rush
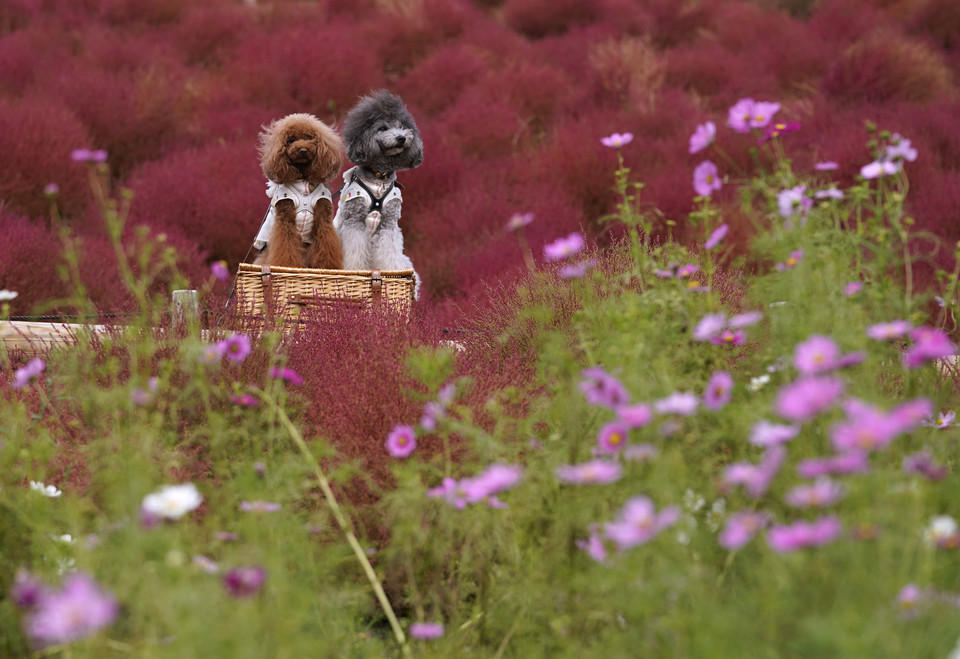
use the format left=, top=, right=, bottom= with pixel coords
left=253, top=113, right=345, bottom=269
left=334, top=90, right=423, bottom=296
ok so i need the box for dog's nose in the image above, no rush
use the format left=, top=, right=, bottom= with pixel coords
left=395, top=135, right=406, bottom=145
left=298, top=147, right=309, bottom=156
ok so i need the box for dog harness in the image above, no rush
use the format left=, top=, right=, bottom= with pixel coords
left=254, top=180, right=332, bottom=250
left=332, top=166, right=403, bottom=230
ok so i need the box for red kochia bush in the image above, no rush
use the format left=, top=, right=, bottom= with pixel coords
left=502, top=0, right=603, bottom=38
left=0, top=210, right=71, bottom=316
left=395, top=45, right=490, bottom=117
left=822, top=31, right=955, bottom=105
left=0, top=97, right=93, bottom=220
left=125, top=140, right=265, bottom=266
left=171, top=4, right=258, bottom=67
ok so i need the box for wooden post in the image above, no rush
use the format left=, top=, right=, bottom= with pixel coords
left=171, top=290, right=199, bottom=325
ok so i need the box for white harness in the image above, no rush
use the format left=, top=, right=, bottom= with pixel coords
left=254, top=180, right=332, bottom=250
left=332, top=166, right=403, bottom=230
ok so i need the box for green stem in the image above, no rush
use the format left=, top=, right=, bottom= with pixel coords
left=262, top=392, right=410, bottom=655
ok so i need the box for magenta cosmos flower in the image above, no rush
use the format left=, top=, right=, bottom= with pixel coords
left=409, top=622, right=445, bottom=640
left=760, top=120, right=801, bottom=143
left=24, top=573, right=118, bottom=648
left=774, top=375, right=844, bottom=423
left=596, top=421, right=629, bottom=454
left=456, top=463, right=524, bottom=506
left=693, top=160, right=722, bottom=198
left=210, top=260, right=230, bottom=281
left=601, top=132, right=634, bottom=148
left=506, top=211, right=534, bottom=231
left=70, top=148, right=108, bottom=163
left=556, top=460, right=623, bottom=485
left=785, top=477, right=845, bottom=508
left=219, top=333, right=252, bottom=364
left=222, top=566, right=266, bottom=598
left=269, top=366, right=303, bottom=385
left=903, top=326, right=957, bottom=368
left=616, top=403, right=652, bottom=428
left=543, top=232, right=585, bottom=262
left=688, top=121, right=716, bottom=154
left=579, top=367, right=630, bottom=408
left=866, top=320, right=913, bottom=341
left=774, top=249, right=804, bottom=271
left=796, top=451, right=870, bottom=478
left=704, top=223, right=729, bottom=250
left=719, top=510, right=771, bottom=550
left=902, top=451, right=947, bottom=481
left=703, top=370, right=733, bottom=411
left=604, top=496, right=680, bottom=551
left=12, top=357, right=45, bottom=389
left=793, top=335, right=864, bottom=374
left=830, top=400, right=904, bottom=453
left=723, top=445, right=786, bottom=499
left=749, top=419, right=800, bottom=447
left=766, top=515, right=842, bottom=553
left=385, top=424, right=417, bottom=458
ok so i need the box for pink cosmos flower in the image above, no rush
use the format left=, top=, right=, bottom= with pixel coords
left=711, top=329, right=745, bottom=346
left=220, top=334, right=252, bottom=364
left=860, top=160, right=899, bottom=179
left=814, top=187, right=844, bottom=200
left=458, top=463, right=524, bottom=506
left=576, top=525, right=608, bottom=562
left=556, top=460, right=623, bottom=485
left=559, top=259, right=597, bottom=279
left=866, top=320, right=913, bottom=341
left=506, top=212, right=534, bottom=231
left=785, top=477, right=845, bottom=508
left=231, top=394, right=258, bottom=407
left=693, top=312, right=728, bottom=341
left=222, top=566, right=266, bottom=598
left=543, top=232, right=585, bottom=261
left=775, top=249, right=804, bottom=271
left=749, top=419, right=800, bottom=447
left=794, top=335, right=841, bottom=374
left=25, top=573, right=118, bottom=647
left=269, top=366, right=303, bottom=385
left=12, top=357, right=45, bottom=389
left=703, top=370, right=733, bottom=411
left=604, top=496, right=680, bottom=550
left=844, top=281, right=863, bottom=296
left=240, top=500, right=282, bottom=513
left=385, top=424, right=417, bottom=458
left=727, top=98, right=756, bottom=133
left=616, top=403, right=652, bottom=428
left=729, top=311, right=764, bottom=328
left=796, top=452, right=870, bottom=478
left=774, top=375, right=844, bottom=422
left=921, top=411, right=957, bottom=429
left=211, top=260, right=230, bottom=281
left=767, top=515, right=842, bottom=553
left=410, top=622, right=445, bottom=640
left=760, top=120, right=800, bottom=143
left=704, top=223, right=729, bottom=250
left=902, top=326, right=957, bottom=368
left=815, top=161, right=839, bottom=171
left=596, top=421, right=629, bottom=454
left=623, top=443, right=658, bottom=462
left=11, top=570, right=49, bottom=609
left=71, top=149, right=108, bottom=163
left=688, top=120, right=716, bottom=154
left=579, top=367, right=630, bottom=408
left=889, top=397, right=934, bottom=433
left=43, top=183, right=59, bottom=196
left=693, top=160, right=722, bottom=198
left=902, top=451, right=947, bottom=481
left=886, top=133, right=918, bottom=163
left=719, top=510, right=771, bottom=550
left=749, top=101, right=781, bottom=128
left=723, top=445, right=786, bottom=499
left=601, top=132, right=634, bottom=148
left=654, top=391, right=699, bottom=416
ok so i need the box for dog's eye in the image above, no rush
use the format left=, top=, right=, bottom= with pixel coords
left=376, top=125, right=387, bottom=132
left=286, top=137, right=297, bottom=145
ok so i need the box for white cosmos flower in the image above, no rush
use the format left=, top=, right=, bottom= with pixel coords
left=0, top=289, right=18, bottom=301
left=142, top=483, right=203, bottom=520
left=924, top=515, right=958, bottom=546
left=30, top=481, right=62, bottom=497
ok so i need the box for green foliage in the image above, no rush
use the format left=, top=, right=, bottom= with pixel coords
left=2, top=129, right=960, bottom=658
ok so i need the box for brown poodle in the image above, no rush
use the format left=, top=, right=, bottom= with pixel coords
left=252, top=113, right=345, bottom=269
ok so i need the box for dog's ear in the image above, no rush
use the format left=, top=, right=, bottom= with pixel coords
left=307, top=123, right=345, bottom=183
left=259, top=119, right=297, bottom=183
left=406, top=133, right=424, bottom=170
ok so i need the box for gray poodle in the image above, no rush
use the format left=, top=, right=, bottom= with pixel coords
left=333, top=90, right=423, bottom=297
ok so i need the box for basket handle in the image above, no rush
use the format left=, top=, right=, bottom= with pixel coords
left=371, top=270, right=382, bottom=303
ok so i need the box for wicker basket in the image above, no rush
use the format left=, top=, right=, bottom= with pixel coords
left=234, top=263, right=415, bottom=321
